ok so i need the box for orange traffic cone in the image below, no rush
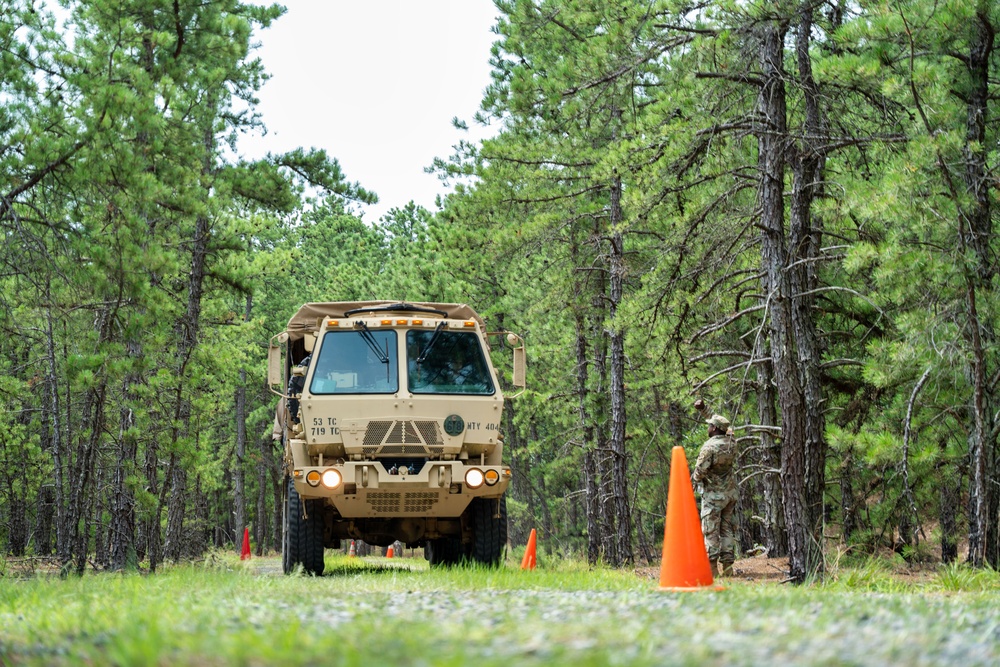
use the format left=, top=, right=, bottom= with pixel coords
left=520, top=528, right=537, bottom=570
left=658, top=446, right=721, bottom=591
left=386, top=545, right=395, bottom=559
left=348, top=540, right=356, bottom=558
left=240, top=527, right=251, bottom=561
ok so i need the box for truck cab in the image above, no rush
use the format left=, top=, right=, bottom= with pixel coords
left=268, top=301, right=525, bottom=574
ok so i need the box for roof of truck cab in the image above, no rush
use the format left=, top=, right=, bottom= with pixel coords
left=285, top=301, right=485, bottom=341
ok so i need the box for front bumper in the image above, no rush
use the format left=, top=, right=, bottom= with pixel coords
left=292, top=460, right=510, bottom=518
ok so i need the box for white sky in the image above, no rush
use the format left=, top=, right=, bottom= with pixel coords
left=239, top=1, right=501, bottom=222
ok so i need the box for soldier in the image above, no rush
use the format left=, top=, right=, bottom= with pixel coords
left=691, top=414, right=738, bottom=577
left=285, top=354, right=312, bottom=424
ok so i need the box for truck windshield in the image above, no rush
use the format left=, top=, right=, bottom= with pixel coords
left=406, top=330, right=495, bottom=395
left=309, top=330, right=398, bottom=394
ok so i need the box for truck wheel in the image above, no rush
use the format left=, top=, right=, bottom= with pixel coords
left=284, top=478, right=325, bottom=575
left=426, top=537, right=464, bottom=567
left=470, top=496, right=507, bottom=566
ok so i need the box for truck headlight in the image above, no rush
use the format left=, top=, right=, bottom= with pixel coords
left=484, top=469, right=500, bottom=486
left=306, top=471, right=321, bottom=487
left=321, top=469, right=343, bottom=489
left=465, top=468, right=485, bottom=489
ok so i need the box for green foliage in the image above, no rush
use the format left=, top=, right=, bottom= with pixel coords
left=934, top=561, right=1000, bottom=593
left=824, top=556, right=915, bottom=593
left=0, top=0, right=382, bottom=565
left=2, top=0, right=1000, bottom=577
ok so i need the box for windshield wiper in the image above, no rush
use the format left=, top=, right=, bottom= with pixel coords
left=416, top=322, right=447, bottom=364
left=355, top=322, right=390, bottom=364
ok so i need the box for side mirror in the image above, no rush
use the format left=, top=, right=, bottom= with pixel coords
left=512, top=346, right=526, bottom=388
left=494, top=331, right=526, bottom=394
left=268, top=343, right=283, bottom=388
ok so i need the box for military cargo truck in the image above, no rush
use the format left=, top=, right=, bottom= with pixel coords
left=268, top=301, right=525, bottom=574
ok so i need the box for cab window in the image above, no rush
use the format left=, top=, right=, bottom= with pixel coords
left=309, top=330, right=398, bottom=394
left=406, top=330, right=494, bottom=395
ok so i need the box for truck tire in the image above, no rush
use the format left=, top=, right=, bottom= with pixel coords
left=470, top=495, right=507, bottom=566
left=284, top=478, right=325, bottom=575
left=426, top=537, right=465, bottom=567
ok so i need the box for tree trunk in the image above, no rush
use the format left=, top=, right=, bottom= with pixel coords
left=164, top=460, right=187, bottom=561
left=7, top=493, right=27, bottom=557
left=193, top=473, right=210, bottom=556
left=109, top=338, right=141, bottom=571
left=234, top=293, right=253, bottom=550
left=756, top=20, right=812, bottom=583
left=234, top=374, right=247, bottom=549
left=44, top=300, right=70, bottom=562
left=255, top=431, right=271, bottom=556
left=71, top=305, right=114, bottom=575
left=608, top=174, right=632, bottom=566
left=588, top=244, right=615, bottom=564
left=164, top=204, right=212, bottom=561
left=93, top=465, right=109, bottom=568
left=35, top=484, right=55, bottom=555
left=753, top=344, right=787, bottom=557
left=962, top=7, right=998, bottom=569
left=939, top=438, right=959, bottom=563
left=570, top=226, right=604, bottom=565
left=594, top=339, right=616, bottom=563
left=142, top=432, right=161, bottom=571
left=585, top=449, right=600, bottom=564
left=574, top=298, right=602, bottom=565
left=790, top=2, right=827, bottom=569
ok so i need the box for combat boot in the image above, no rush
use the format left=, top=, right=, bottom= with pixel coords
left=721, top=561, right=734, bottom=577
left=709, top=559, right=720, bottom=578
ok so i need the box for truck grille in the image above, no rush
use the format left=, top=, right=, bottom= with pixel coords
left=415, top=421, right=442, bottom=445
left=366, top=492, right=439, bottom=514
left=360, top=420, right=444, bottom=456
left=363, top=421, right=394, bottom=447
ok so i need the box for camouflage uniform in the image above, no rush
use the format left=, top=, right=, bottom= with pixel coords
left=285, top=355, right=312, bottom=425
left=691, top=416, right=738, bottom=575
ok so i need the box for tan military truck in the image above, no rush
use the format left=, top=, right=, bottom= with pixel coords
left=268, top=301, right=525, bottom=574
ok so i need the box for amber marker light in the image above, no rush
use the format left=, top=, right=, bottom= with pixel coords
left=412, top=319, right=423, bottom=325
left=381, top=319, right=392, bottom=325
left=321, top=469, right=343, bottom=489
left=306, top=470, right=321, bottom=487
left=484, top=469, right=500, bottom=486
left=465, top=468, right=485, bottom=489
left=464, top=321, right=476, bottom=327
left=327, top=320, right=339, bottom=326
left=397, top=319, right=408, bottom=325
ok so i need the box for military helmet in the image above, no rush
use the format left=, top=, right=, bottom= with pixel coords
left=706, top=414, right=731, bottom=430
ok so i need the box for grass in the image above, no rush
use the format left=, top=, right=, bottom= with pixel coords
left=1, top=553, right=999, bottom=666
